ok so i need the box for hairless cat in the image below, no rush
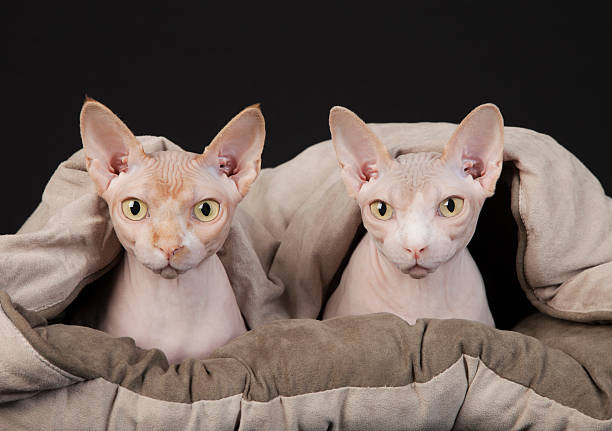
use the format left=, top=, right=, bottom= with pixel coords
left=80, top=99, right=264, bottom=363
left=323, top=104, right=503, bottom=327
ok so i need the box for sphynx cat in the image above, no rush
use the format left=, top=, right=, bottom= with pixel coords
left=323, top=104, right=503, bottom=327
left=80, top=99, right=264, bottom=363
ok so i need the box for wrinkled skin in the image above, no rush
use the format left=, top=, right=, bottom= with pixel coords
left=323, top=105, right=503, bottom=327
left=80, top=99, right=264, bottom=363
left=103, top=151, right=241, bottom=280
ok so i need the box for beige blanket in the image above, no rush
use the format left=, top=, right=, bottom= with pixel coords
left=1, top=123, right=611, bottom=429
left=2, top=124, right=610, bottom=325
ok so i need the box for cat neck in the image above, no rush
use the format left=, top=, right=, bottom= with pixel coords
left=120, top=250, right=228, bottom=296
left=367, top=234, right=472, bottom=293
left=107, top=251, right=244, bottom=317
left=98, top=250, right=247, bottom=363
left=324, top=233, right=494, bottom=326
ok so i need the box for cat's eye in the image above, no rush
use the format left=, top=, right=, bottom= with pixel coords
left=370, top=200, right=393, bottom=220
left=194, top=199, right=220, bottom=222
left=121, top=198, right=148, bottom=221
left=439, top=197, right=464, bottom=217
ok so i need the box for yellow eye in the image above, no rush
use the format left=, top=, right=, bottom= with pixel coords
left=370, top=200, right=393, bottom=220
left=194, top=200, right=220, bottom=222
left=439, top=197, right=464, bottom=217
left=121, top=198, right=148, bottom=221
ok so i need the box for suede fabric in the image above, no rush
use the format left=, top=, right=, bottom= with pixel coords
left=1, top=125, right=610, bottom=325
left=239, top=122, right=612, bottom=323
left=1, top=292, right=610, bottom=429
left=1, top=123, right=611, bottom=428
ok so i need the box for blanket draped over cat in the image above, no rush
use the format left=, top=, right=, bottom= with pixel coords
left=323, top=104, right=503, bottom=327
left=78, top=99, right=265, bottom=364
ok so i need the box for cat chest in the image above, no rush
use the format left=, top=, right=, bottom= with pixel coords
left=334, top=241, right=487, bottom=320
left=99, top=258, right=246, bottom=349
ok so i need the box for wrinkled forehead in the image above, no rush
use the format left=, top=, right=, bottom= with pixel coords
left=393, top=152, right=443, bottom=186
left=361, top=152, right=462, bottom=206
left=146, top=151, right=203, bottom=192
left=107, top=150, right=234, bottom=203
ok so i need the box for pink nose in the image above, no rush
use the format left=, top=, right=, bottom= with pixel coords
left=405, top=247, right=427, bottom=259
left=158, top=245, right=183, bottom=258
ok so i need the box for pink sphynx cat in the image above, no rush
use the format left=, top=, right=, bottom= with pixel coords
left=80, top=99, right=264, bottom=363
left=323, top=104, right=503, bottom=327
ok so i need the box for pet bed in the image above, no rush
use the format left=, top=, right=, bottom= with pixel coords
left=1, top=124, right=610, bottom=429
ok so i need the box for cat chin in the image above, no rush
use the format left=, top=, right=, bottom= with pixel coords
left=398, top=264, right=433, bottom=279
left=151, top=265, right=187, bottom=279
left=159, top=267, right=179, bottom=279
left=407, top=269, right=428, bottom=279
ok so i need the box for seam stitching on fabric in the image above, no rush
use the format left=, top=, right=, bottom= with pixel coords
left=243, top=356, right=467, bottom=404
left=470, top=355, right=611, bottom=422
left=112, top=382, right=244, bottom=406
left=32, top=252, right=122, bottom=313
left=516, top=170, right=532, bottom=294
left=0, top=305, right=83, bottom=383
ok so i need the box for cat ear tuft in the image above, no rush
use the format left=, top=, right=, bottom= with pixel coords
left=441, top=103, right=504, bottom=196
left=199, top=104, right=265, bottom=197
left=80, top=99, right=148, bottom=194
left=329, top=106, right=393, bottom=198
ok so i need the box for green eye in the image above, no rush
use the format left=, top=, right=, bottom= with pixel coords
left=121, top=198, right=148, bottom=221
left=439, top=197, right=464, bottom=217
left=194, top=200, right=220, bottom=222
left=370, top=200, right=393, bottom=220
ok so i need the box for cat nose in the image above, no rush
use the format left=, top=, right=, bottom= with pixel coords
left=405, top=247, right=427, bottom=259
left=159, top=245, right=183, bottom=258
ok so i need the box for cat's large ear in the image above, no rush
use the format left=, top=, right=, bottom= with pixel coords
left=198, top=104, right=265, bottom=197
left=80, top=98, right=149, bottom=195
left=441, top=103, right=504, bottom=196
left=329, top=106, right=393, bottom=198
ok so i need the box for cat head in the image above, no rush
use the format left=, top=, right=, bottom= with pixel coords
left=329, top=104, right=503, bottom=279
left=80, top=98, right=265, bottom=279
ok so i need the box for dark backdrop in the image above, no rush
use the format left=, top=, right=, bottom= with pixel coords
left=2, top=3, right=610, bottom=234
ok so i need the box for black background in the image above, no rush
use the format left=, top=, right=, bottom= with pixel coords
left=2, top=3, right=610, bottom=235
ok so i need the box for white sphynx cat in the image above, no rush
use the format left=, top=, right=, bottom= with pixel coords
left=80, top=99, right=264, bottom=363
left=323, top=104, right=503, bottom=327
